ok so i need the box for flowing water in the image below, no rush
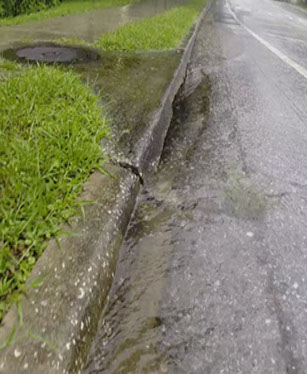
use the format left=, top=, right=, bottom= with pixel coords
left=83, top=63, right=212, bottom=374
left=85, top=0, right=307, bottom=371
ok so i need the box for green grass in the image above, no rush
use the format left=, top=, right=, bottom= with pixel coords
left=0, top=0, right=206, bottom=322
left=0, top=57, right=20, bottom=73
left=95, top=0, right=206, bottom=52
left=0, top=0, right=139, bottom=27
left=0, top=63, right=109, bottom=321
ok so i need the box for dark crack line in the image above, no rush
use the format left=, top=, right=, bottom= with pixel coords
left=117, top=161, right=144, bottom=185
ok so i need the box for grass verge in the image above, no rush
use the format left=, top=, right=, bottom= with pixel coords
left=0, top=0, right=206, bottom=323
left=95, top=0, right=207, bottom=52
left=0, top=0, right=139, bottom=27
left=0, top=62, right=109, bottom=321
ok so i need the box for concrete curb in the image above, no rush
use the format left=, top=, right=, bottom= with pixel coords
left=115, top=0, right=213, bottom=180
left=0, top=166, right=140, bottom=373
left=0, top=2, right=212, bottom=372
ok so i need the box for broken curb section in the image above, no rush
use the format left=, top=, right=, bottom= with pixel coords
left=0, top=1, right=212, bottom=372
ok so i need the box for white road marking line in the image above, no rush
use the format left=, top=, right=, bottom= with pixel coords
left=226, top=0, right=307, bottom=80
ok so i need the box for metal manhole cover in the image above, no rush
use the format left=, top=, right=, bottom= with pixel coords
left=2, top=44, right=99, bottom=64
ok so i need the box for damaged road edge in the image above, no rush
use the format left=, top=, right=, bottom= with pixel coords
left=0, top=1, right=213, bottom=373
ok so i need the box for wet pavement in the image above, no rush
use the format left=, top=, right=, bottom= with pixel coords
left=0, top=0, right=186, bottom=52
left=84, top=0, right=307, bottom=373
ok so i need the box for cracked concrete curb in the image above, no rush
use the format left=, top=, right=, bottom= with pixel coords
left=110, top=0, right=213, bottom=180
left=0, top=2, right=212, bottom=373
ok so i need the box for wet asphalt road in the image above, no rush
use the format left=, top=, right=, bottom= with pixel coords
left=84, top=0, right=307, bottom=373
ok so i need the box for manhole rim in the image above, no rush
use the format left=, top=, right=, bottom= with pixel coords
left=1, top=42, right=101, bottom=65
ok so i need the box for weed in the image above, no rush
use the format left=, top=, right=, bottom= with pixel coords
left=0, top=64, right=108, bottom=320
left=95, top=0, right=207, bottom=52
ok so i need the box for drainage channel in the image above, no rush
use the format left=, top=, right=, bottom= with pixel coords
left=82, top=69, right=211, bottom=373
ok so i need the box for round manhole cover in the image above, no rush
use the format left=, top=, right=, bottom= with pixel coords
left=2, top=44, right=99, bottom=64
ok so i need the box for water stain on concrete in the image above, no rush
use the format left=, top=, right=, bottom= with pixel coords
left=223, top=170, right=267, bottom=221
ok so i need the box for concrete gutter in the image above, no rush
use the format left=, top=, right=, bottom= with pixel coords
left=108, top=0, right=214, bottom=180
left=0, top=166, right=140, bottom=373
left=0, top=2, right=212, bottom=372
left=132, top=0, right=213, bottom=179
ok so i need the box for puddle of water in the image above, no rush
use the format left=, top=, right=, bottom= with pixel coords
left=0, top=0, right=187, bottom=51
